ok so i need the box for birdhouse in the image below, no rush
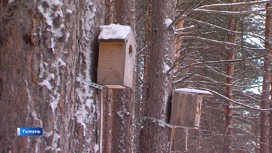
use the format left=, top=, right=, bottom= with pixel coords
left=170, top=88, right=213, bottom=128
left=97, top=24, right=136, bottom=88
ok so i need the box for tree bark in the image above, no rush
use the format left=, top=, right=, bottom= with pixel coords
left=139, top=0, right=176, bottom=152
left=103, top=1, right=138, bottom=152
left=224, top=1, right=237, bottom=152
left=103, top=86, right=133, bottom=153
left=0, top=0, right=105, bottom=152
left=262, top=2, right=272, bottom=153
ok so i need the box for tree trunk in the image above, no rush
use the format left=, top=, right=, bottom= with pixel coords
left=139, top=0, right=176, bottom=152
left=0, top=0, right=105, bottom=152
left=103, top=86, right=133, bottom=153
left=261, top=2, right=272, bottom=153
left=225, top=1, right=237, bottom=152
left=142, top=0, right=151, bottom=131
left=103, top=1, right=137, bottom=152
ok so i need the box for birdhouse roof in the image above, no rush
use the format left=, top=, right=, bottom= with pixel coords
left=174, top=88, right=213, bottom=96
left=98, top=24, right=131, bottom=42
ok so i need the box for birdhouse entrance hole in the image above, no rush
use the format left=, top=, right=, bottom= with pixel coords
left=129, top=45, right=133, bottom=57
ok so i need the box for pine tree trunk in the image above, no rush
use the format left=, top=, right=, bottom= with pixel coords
left=268, top=3, right=272, bottom=153
left=103, top=1, right=138, bottom=152
left=224, top=1, right=237, bottom=152
left=139, top=0, right=176, bottom=152
left=0, top=0, right=105, bottom=152
left=261, top=2, right=272, bottom=153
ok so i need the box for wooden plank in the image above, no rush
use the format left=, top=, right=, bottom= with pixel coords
left=170, top=93, right=199, bottom=127
left=104, top=85, right=126, bottom=89
left=97, top=42, right=125, bottom=86
left=97, top=90, right=104, bottom=153
left=123, top=34, right=136, bottom=88
left=169, top=127, right=176, bottom=153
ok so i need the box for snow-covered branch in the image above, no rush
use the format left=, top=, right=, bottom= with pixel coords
left=190, top=7, right=270, bottom=16
left=204, top=65, right=229, bottom=78
left=173, top=55, right=264, bottom=75
left=186, top=18, right=240, bottom=34
left=200, top=88, right=272, bottom=111
left=197, top=0, right=272, bottom=10
left=182, top=36, right=264, bottom=51
left=175, top=25, right=196, bottom=33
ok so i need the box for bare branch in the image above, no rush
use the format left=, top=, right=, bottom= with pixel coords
left=137, top=45, right=148, bottom=55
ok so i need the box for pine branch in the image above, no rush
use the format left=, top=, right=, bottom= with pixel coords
left=173, top=55, right=264, bottom=75
left=182, top=36, right=265, bottom=51
left=186, top=18, right=240, bottom=34
left=190, top=7, right=270, bottom=16
left=200, top=88, right=272, bottom=111
left=197, top=0, right=272, bottom=10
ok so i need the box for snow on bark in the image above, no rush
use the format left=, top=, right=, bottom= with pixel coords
left=8, top=0, right=15, bottom=3
left=164, top=18, right=173, bottom=28
left=51, top=132, right=61, bottom=152
left=25, top=80, right=31, bottom=101
left=94, top=144, right=99, bottom=153
left=38, top=59, right=64, bottom=115
left=115, top=94, right=131, bottom=153
left=162, top=62, right=170, bottom=74
left=75, top=0, right=97, bottom=139
left=38, top=0, right=64, bottom=52
left=37, top=0, right=67, bottom=115
left=0, top=0, right=105, bottom=152
left=38, top=73, right=54, bottom=90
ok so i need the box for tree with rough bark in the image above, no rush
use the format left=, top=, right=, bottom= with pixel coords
left=2, top=0, right=272, bottom=152
left=139, top=0, right=176, bottom=152
left=0, top=0, right=106, bottom=152
left=224, top=1, right=238, bottom=152
left=260, top=2, right=272, bottom=153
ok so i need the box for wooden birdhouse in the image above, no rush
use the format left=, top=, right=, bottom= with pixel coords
left=97, top=24, right=136, bottom=88
left=170, top=88, right=213, bottom=128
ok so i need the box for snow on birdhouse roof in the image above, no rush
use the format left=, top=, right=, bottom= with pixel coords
left=174, top=88, right=213, bottom=96
left=98, top=24, right=131, bottom=41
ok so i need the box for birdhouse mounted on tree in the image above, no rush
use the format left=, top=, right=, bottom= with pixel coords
left=97, top=24, right=136, bottom=88
left=170, top=88, right=213, bottom=128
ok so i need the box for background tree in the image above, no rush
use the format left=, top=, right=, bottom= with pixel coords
left=139, top=0, right=176, bottom=152
left=172, top=0, right=267, bottom=152
left=261, top=2, right=272, bottom=153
